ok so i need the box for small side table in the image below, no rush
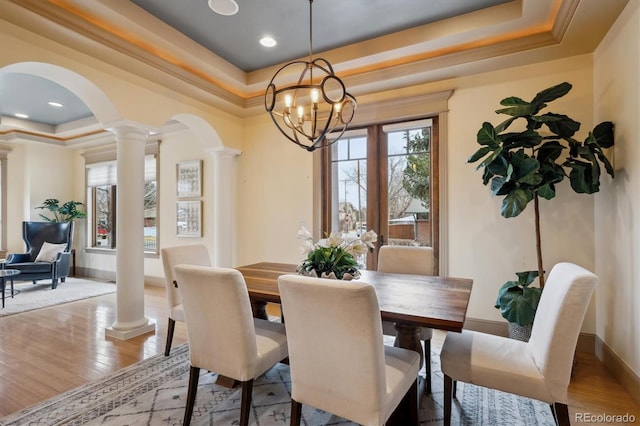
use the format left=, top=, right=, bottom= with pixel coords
left=0, top=269, right=20, bottom=308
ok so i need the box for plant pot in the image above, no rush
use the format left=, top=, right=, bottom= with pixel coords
left=508, top=322, right=532, bottom=342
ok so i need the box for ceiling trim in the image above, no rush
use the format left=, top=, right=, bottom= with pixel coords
left=6, top=0, right=575, bottom=103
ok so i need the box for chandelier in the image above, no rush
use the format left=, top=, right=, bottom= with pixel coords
left=264, top=0, right=357, bottom=152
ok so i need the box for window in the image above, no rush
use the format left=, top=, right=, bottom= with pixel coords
left=321, top=118, right=439, bottom=272
left=84, top=143, right=159, bottom=252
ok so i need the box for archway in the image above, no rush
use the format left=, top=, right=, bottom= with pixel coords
left=1, top=62, right=121, bottom=125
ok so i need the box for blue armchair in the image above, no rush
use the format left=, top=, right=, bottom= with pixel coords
left=4, top=221, right=74, bottom=289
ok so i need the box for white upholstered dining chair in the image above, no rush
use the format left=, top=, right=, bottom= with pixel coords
left=377, top=244, right=435, bottom=393
left=175, top=265, right=288, bottom=426
left=160, top=244, right=211, bottom=356
left=440, top=262, right=598, bottom=426
left=278, top=274, right=420, bottom=426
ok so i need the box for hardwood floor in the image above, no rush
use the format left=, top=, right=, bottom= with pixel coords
left=1, top=284, right=638, bottom=425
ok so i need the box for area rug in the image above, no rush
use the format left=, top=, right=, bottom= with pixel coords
left=0, top=278, right=116, bottom=317
left=0, top=343, right=556, bottom=426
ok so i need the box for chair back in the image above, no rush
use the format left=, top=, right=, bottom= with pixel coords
left=23, top=221, right=73, bottom=260
left=377, top=245, right=433, bottom=275
left=174, top=265, right=258, bottom=380
left=278, top=274, right=387, bottom=424
left=161, top=245, right=211, bottom=310
left=528, top=262, right=598, bottom=397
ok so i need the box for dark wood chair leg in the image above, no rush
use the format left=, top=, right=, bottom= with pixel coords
left=444, top=374, right=453, bottom=426
left=164, top=318, right=176, bottom=356
left=239, top=379, right=254, bottom=426
left=408, top=378, right=418, bottom=425
left=553, top=402, right=570, bottom=426
left=424, top=338, right=432, bottom=394
left=290, top=399, right=302, bottom=426
left=183, top=366, right=200, bottom=426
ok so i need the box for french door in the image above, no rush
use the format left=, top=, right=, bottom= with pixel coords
left=321, top=117, right=439, bottom=272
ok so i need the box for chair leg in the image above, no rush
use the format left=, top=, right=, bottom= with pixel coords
left=51, top=278, right=58, bottom=289
left=290, top=399, right=302, bottom=426
left=444, top=374, right=453, bottom=426
left=239, top=379, right=254, bottom=426
left=552, top=402, right=570, bottom=426
left=424, top=338, right=432, bottom=394
left=164, top=318, right=176, bottom=356
left=183, top=366, right=200, bottom=426
left=453, top=380, right=457, bottom=399
left=408, top=378, right=418, bottom=425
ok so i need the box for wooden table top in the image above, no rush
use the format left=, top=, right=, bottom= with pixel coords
left=237, top=262, right=473, bottom=332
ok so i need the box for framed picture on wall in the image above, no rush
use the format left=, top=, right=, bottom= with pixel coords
left=176, top=201, right=202, bottom=237
left=176, top=160, right=202, bottom=198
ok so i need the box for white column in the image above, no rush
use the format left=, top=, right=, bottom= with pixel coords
left=209, top=147, right=241, bottom=267
left=105, top=124, right=155, bottom=340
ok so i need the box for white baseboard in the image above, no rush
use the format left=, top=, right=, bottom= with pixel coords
left=76, top=267, right=164, bottom=287
left=595, top=335, right=640, bottom=405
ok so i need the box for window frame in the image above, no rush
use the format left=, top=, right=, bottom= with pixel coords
left=320, top=117, right=439, bottom=272
left=82, top=140, right=160, bottom=253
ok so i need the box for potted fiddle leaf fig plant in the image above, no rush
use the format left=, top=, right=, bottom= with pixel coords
left=468, top=82, right=614, bottom=340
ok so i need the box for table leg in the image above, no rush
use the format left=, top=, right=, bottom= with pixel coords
left=389, top=323, right=422, bottom=426
left=1, top=278, right=4, bottom=308
left=251, top=300, right=268, bottom=320
left=394, top=323, right=424, bottom=367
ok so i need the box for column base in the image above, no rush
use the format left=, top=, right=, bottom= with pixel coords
left=105, top=321, right=156, bottom=340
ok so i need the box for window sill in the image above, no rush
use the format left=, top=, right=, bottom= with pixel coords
left=84, top=247, right=159, bottom=258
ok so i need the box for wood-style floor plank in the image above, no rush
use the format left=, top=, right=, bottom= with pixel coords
left=0, top=283, right=638, bottom=424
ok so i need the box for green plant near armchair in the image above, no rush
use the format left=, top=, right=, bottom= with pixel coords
left=467, top=82, right=614, bottom=338
left=36, top=198, right=88, bottom=222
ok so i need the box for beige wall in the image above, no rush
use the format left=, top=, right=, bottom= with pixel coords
left=447, top=55, right=598, bottom=329
left=594, top=0, right=640, bottom=376
left=1, top=5, right=636, bottom=375
left=237, top=113, right=315, bottom=266
left=2, top=141, right=77, bottom=252
left=238, top=55, right=599, bottom=331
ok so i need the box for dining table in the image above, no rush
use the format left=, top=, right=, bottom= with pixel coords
left=236, top=262, right=474, bottom=425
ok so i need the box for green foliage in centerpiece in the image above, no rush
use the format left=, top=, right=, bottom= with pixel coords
left=296, top=226, right=377, bottom=280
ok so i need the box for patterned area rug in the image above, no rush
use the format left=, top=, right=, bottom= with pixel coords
left=0, top=278, right=116, bottom=317
left=0, top=343, right=556, bottom=425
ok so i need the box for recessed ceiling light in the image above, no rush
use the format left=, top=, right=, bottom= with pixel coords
left=208, top=0, right=238, bottom=16
left=14, top=113, right=29, bottom=119
left=48, top=101, right=64, bottom=108
left=260, top=36, right=277, bottom=48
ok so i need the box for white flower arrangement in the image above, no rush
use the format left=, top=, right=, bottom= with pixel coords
left=296, top=226, right=378, bottom=280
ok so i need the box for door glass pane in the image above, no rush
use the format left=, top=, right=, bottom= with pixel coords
left=331, top=136, right=368, bottom=266
left=387, top=126, right=431, bottom=247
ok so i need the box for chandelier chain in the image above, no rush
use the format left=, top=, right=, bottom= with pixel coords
left=308, top=0, right=313, bottom=62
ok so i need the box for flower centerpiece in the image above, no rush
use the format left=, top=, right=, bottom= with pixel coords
left=296, top=226, right=378, bottom=280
